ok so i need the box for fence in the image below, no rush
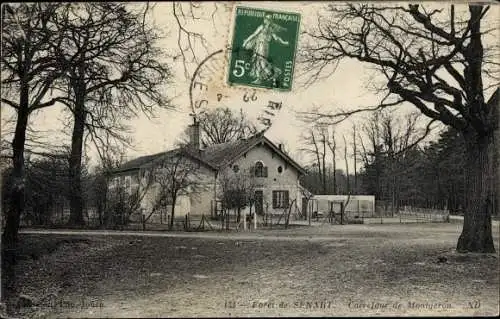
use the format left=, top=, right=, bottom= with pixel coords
left=130, top=213, right=217, bottom=231
left=293, top=203, right=450, bottom=225
left=17, top=206, right=103, bottom=228
left=15, top=204, right=265, bottom=232
left=13, top=200, right=451, bottom=231
left=362, top=206, right=450, bottom=224
left=398, top=206, right=450, bottom=223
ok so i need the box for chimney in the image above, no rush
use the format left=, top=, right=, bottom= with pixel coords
left=189, top=117, right=200, bottom=150
left=278, top=143, right=283, bottom=151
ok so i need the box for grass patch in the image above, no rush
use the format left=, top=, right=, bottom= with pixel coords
left=6, top=223, right=500, bottom=318
left=14, top=236, right=91, bottom=261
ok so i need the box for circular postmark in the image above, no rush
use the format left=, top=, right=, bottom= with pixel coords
left=189, top=48, right=286, bottom=131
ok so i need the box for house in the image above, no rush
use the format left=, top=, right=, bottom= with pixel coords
left=109, top=120, right=308, bottom=222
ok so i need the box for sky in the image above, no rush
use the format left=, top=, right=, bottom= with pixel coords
left=1, top=1, right=499, bottom=171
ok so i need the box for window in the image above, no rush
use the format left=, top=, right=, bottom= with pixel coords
left=254, top=161, right=268, bottom=177
left=277, top=166, right=283, bottom=174
left=272, top=190, right=289, bottom=209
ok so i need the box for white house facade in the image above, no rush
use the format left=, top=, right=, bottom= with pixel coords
left=109, top=121, right=308, bottom=221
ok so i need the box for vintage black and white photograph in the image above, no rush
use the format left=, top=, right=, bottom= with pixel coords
left=1, top=1, right=499, bottom=317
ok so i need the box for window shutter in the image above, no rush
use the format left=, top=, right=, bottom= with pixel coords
left=263, top=166, right=268, bottom=177
left=250, top=166, right=255, bottom=176
left=272, top=191, right=277, bottom=209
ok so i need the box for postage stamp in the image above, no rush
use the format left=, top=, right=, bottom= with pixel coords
left=227, top=6, right=301, bottom=91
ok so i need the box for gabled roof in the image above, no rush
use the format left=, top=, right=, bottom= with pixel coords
left=115, top=151, right=170, bottom=172
left=187, top=133, right=265, bottom=168
left=114, top=132, right=306, bottom=175
left=113, top=148, right=216, bottom=174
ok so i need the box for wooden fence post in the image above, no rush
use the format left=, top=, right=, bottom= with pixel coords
left=340, top=202, right=344, bottom=225
left=254, top=210, right=257, bottom=230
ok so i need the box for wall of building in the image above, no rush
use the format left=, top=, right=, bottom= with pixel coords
left=218, top=143, right=303, bottom=216
left=109, top=159, right=216, bottom=219
left=189, top=167, right=217, bottom=216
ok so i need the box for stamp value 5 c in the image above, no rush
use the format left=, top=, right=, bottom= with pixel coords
left=227, top=6, right=301, bottom=91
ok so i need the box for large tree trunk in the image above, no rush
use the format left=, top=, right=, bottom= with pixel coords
left=456, top=131, right=496, bottom=253
left=67, top=95, right=86, bottom=226
left=1, top=88, right=29, bottom=302
left=494, top=103, right=500, bottom=217
left=2, top=109, right=28, bottom=251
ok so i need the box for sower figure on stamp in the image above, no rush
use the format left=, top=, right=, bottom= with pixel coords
left=242, top=14, right=289, bottom=85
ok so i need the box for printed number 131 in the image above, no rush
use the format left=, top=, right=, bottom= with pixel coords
left=233, top=60, right=250, bottom=77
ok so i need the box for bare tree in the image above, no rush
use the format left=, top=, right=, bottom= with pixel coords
left=219, top=167, right=257, bottom=229
left=301, top=4, right=498, bottom=252
left=106, top=168, right=155, bottom=229
left=300, top=127, right=328, bottom=193
left=150, top=149, right=206, bottom=230
left=1, top=4, right=70, bottom=272
left=326, top=127, right=337, bottom=194
left=358, top=112, right=384, bottom=200
left=338, top=135, right=352, bottom=224
left=88, top=145, right=127, bottom=227
left=197, top=108, right=258, bottom=146
left=342, top=135, right=351, bottom=196
left=301, top=124, right=341, bottom=195
left=50, top=3, right=172, bottom=225
left=320, top=128, right=327, bottom=194
left=352, top=124, right=358, bottom=193
left=171, top=2, right=231, bottom=78
left=358, top=110, right=423, bottom=212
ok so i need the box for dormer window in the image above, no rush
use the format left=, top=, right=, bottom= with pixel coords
left=254, top=161, right=268, bottom=177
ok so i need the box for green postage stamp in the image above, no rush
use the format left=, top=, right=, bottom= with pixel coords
left=227, top=6, right=301, bottom=91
